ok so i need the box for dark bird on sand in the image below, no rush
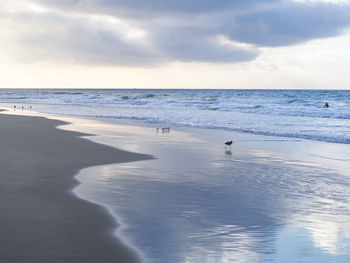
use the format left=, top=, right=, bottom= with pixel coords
left=162, top=127, right=170, bottom=133
left=225, top=141, right=233, bottom=148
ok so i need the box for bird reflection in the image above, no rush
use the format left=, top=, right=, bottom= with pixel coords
left=225, top=149, right=232, bottom=155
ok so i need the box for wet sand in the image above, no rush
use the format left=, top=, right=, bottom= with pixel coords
left=0, top=112, right=152, bottom=262
left=69, top=117, right=350, bottom=263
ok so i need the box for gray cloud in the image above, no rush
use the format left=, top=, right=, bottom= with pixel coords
left=11, top=12, right=166, bottom=66
left=152, top=26, right=258, bottom=62
left=230, top=3, right=350, bottom=46
left=3, top=0, right=350, bottom=66
left=34, top=0, right=278, bottom=15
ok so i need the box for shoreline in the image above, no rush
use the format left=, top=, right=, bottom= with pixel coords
left=0, top=110, right=152, bottom=262
left=51, top=112, right=350, bottom=176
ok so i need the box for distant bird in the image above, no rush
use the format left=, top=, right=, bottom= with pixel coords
left=225, top=141, right=233, bottom=149
left=157, top=127, right=171, bottom=133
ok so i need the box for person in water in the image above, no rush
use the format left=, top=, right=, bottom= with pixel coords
left=324, top=102, right=329, bottom=108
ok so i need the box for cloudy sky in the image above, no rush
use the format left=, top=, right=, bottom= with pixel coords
left=1, top=0, right=350, bottom=89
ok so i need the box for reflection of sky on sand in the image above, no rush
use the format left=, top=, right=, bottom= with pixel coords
left=2, top=108, right=350, bottom=262
left=68, top=118, right=350, bottom=262
left=76, top=163, right=278, bottom=263
left=292, top=205, right=350, bottom=256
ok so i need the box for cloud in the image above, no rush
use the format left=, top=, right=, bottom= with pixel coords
left=13, top=12, right=165, bottom=66
left=33, top=0, right=279, bottom=15
left=1, top=0, right=350, bottom=67
left=230, top=2, right=350, bottom=46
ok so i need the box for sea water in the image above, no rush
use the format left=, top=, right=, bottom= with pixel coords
left=2, top=89, right=350, bottom=262
left=1, top=89, right=350, bottom=144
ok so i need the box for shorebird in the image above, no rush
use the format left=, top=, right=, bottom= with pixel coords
left=225, top=141, right=233, bottom=149
left=157, top=127, right=170, bottom=133
left=161, top=127, right=170, bottom=133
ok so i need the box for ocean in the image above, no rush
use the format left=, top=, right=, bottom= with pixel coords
left=1, top=89, right=350, bottom=144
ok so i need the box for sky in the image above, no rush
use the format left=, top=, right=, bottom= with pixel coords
left=0, top=0, right=350, bottom=89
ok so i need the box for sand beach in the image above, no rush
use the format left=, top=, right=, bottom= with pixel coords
left=0, top=111, right=151, bottom=262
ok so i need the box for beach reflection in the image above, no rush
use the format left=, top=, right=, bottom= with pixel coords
left=73, top=120, right=350, bottom=263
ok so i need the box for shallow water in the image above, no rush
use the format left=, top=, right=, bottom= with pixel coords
left=73, top=120, right=350, bottom=263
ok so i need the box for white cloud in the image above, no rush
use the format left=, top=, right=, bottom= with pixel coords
left=0, top=1, right=165, bottom=66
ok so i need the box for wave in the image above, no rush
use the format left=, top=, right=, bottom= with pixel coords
left=202, top=95, right=219, bottom=101
left=118, top=93, right=156, bottom=101
left=0, top=95, right=28, bottom=100
left=53, top=92, right=84, bottom=95
left=287, top=99, right=307, bottom=104
left=1, top=89, right=350, bottom=145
